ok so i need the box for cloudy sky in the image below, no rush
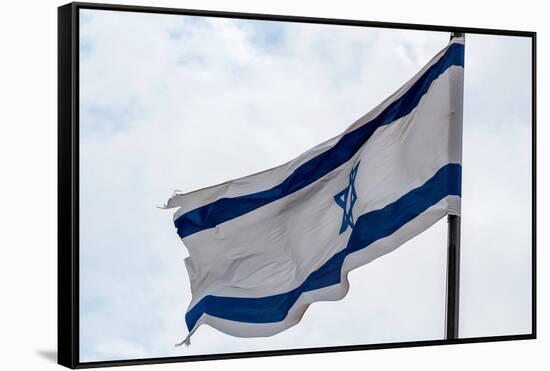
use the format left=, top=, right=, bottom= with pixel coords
left=78, top=9, right=532, bottom=363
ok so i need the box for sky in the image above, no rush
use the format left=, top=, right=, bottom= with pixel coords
left=78, top=9, right=532, bottom=362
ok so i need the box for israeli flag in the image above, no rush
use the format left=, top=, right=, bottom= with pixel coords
left=165, top=36, right=464, bottom=345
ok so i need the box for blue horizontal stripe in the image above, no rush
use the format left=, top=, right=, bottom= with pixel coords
left=175, top=43, right=464, bottom=239
left=185, top=163, right=462, bottom=330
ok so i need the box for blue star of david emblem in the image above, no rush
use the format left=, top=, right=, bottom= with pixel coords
left=334, top=161, right=361, bottom=234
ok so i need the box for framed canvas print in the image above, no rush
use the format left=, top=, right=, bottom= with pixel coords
left=58, top=2, right=536, bottom=368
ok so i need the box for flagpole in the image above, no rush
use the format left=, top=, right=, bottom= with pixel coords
left=446, top=214, right=461, bottom=339
left=445, top=31, right=463, bottom=340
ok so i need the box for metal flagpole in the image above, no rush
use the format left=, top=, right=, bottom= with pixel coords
left=445, top=31, right=463, bottom=340
left=446, top=214, right=461, bottom=339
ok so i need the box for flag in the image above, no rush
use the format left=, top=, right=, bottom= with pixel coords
left=165, top=36, right=464, bottom=345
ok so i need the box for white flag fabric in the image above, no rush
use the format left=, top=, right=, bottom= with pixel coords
left=165, top=36, right=464, bottom=344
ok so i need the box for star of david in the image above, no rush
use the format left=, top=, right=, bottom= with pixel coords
left=334, top=161, right=361, bottom=234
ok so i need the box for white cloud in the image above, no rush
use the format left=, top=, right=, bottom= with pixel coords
left=78, top=9, right=532, bottom=362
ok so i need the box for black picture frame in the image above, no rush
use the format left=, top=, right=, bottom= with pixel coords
left=58, top=2, right=537, bottom=368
